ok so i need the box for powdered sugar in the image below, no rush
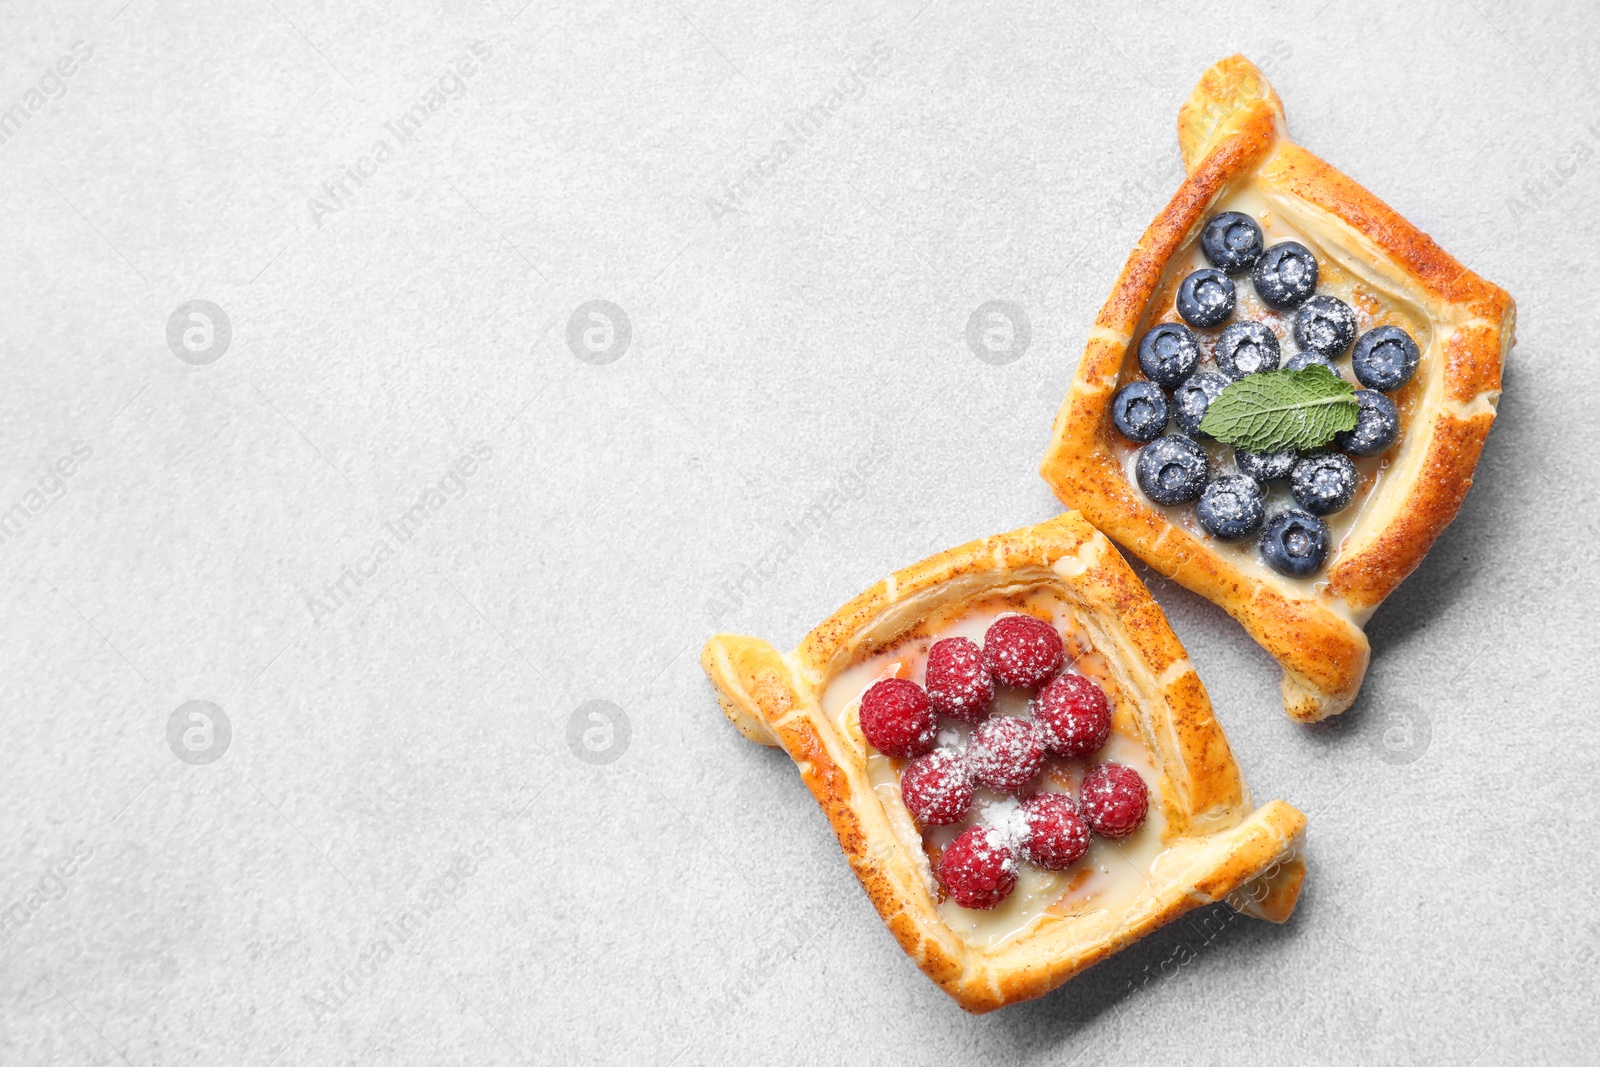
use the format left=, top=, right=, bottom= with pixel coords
left=1033, top=673, right=1112, bottom=759
left=925, top=636, right=995, bottom=723
left=1019, top=792, right=1092, bottom=870
left=982, top=614, right=1065, bottom=688
left=1079, top=763, right=1150, bottom=839
left=967, top=716, right=1045, bottom=794
left=976, top=797, right=1032, bottom=857
left=900, top=749, right=975, bottom=827
left=940, top=824, right=1020, bottom=908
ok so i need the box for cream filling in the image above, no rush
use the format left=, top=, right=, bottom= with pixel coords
left=819, top=591, right=1169, bottom=952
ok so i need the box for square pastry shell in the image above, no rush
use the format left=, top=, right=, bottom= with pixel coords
left=701, top=512, right=1305, bottom=1012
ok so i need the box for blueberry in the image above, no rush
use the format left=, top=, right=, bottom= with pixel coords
left=1196, top=474, right=1266, bottom=541
left=1200, top=211, right=1265, bottom=273
left=1292, top=295, right=1357, bottom=357
left=1135, top=434, right=1210, bottom=506
left=1351, top=325, right=1420, bottom=392
left=1335, top=390, right=1400, bottom=456
left=1173, top=371, right=1229, bottom=437
left=1290, top=452, right=1359, bottom=515
left=1252, top=241, right=1319, bottom=309
left=1259, top=509, right=1331, bottom=578
left=1234, top=447, right=1297, bottom=482
left=1283, top=349, right=1334, bottom=373
left=1111, top=381, right=1170, bottom=442
left=1137, top=322, right=1200, bottom=387
left=1175, top=269, right=1236, bottom=328
left=1214, top=321, right=1281, bottom=380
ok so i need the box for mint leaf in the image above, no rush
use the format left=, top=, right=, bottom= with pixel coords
left=1197, top=365, right=1360, bottom=453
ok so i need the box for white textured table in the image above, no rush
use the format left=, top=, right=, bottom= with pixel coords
left=1, top=1, right=1592, bottom=1063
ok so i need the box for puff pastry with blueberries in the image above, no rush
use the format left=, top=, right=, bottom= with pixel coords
left=701, top=513, right=1305, bottom=1013
left=1040, top=55, right=1514, bottom=721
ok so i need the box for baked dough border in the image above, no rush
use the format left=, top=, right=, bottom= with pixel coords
left=1039, top=55, right=1515, bottom=722
left=701, top=511, right=1306, bottom=1013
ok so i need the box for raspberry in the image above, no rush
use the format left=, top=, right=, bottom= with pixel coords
left=899, top=750, right=974, bottom=826
left=1020, top=792, right=1091, bottom=870
left=938, top=825, right=1018, bottom=910
left=983, top=615, right=1064, bottom=689
left=1033, top=674, right=1111, bottom=759
left=967, top=716, right=1045, bottom=794
left=858, top=678, right=938, bottom=759
left=1079, top=763, right=1149, bottom=839
left=924, top=637, right=994, bottom=723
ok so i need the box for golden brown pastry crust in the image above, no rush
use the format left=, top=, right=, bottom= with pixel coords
left=700, top=512, right=1306, bottom=1013
left=1040, top=56, right=1515, bottom=721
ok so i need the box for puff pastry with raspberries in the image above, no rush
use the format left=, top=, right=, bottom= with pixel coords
left=701, top=513, right=1305, bottom=1013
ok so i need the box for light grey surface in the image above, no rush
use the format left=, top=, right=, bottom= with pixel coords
left=0, top=0, right=1594, bottom=1063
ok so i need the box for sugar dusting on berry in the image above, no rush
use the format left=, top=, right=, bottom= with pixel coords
left=925, top=636, right=995, bottom=723
left=1019, top=793, right=1087, bottom=870
left=976, top=796, right=1031, bottom=864
left=983, top=613, right=1066, bottom=689
left=976, top=827, right=1020, bottom=877
left=1033, top=673, right=1112, bottom=759
left=900, top=749, right=974, bottom=827
left=1079, top=762, right=1150, bottom=839
left=939, top=823, right=1020, bottom=909
left=858, top=677, right=938, bottom=759
left=967, top=716, right=1045, bottom=794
